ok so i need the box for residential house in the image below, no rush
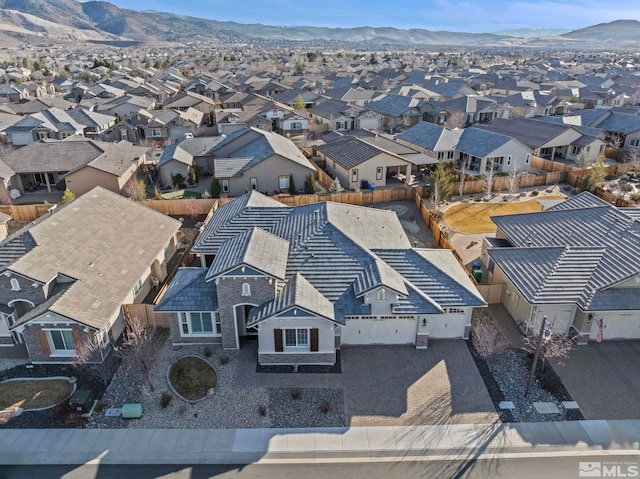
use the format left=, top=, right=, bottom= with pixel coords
left=316, top=136, right=412, bottom=190
left=209, top=127, right=316, bottom=196
left=156, top=136, right=226, bottom=188
left=163, top=91, right=218, bottom=116
left=94, top=95, right=156, bottom=119
left=365, top=94, right=424, bottom=132
left=476, top=118, right=605, bottom=164
left=155, top=191, right=485, bottom=365
left=483, top=192, right=640, bottom=342
left=0, top=186, right=181, bottom=362
left=308, top=98, right=380, bottom=133
left=2, top=137, right=149, bottom=196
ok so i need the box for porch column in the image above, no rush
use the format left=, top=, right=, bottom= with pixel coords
left=550, top=147, right=556, bottom=161
left=44, top=174, right=52, bottom=193
left=405, top=164, right=411, bottom=182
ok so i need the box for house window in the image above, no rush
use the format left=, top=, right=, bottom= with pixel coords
left=284, top=328, right=308, bottom=348
left=150, top=128, right=162, bottom=137
left=47, top=329, right=75, bottom=354
left=525, top=154, right=530, bottom=164
left=351, top=169, right=358, bottom=182
left=447, top=150, right=455, bottom=160
left=241, top=283, right=251, bottom=296
left=120, top=129, right=127, bottom=140
left=279, top=176, right=290, bottom=190
left=250, top=178, right=258, bottom=191
left=60, top=132, right=71, bottom=139
left=377, top=288, right=386, bottom=301
left=10, top=278, right=20, bottom=291
left=222, top=179, right=229, bottom=193
left=179, top=312, right=221, bottom=336
left=133, top=278, right=143, bottom=295
left=336, top=120, right=349, bottom=130
left=376, top=167, right=383, bottom=180
left=629, top=138, right=640, bottom=148
left=447, top=308, right=465, bottom=314
left=37, top=131, right=48, bottom=140
left=571, top=145, right=581, bottom=155
left=290, top=122, right=302, bottom=130
left=507, top=156, right=512, bottom=166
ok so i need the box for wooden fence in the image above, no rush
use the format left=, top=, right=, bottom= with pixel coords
left=0, top=203, right=56, bottom=222
left=451, top=171, right=566, bottom=196
left=140, top=198, right=218, bottom=216
left=273, top=186, right=417, bottom=207
left=122, top=304, right=171, bottom=328
left=311, top=159, right=334, bottom=190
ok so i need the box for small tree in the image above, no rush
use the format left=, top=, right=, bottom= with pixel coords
left=187, top=166, right=198, bottom=186
left=328, top=176, right=344, bottom=193
left=445, top=111, right=466, bottom=129
left=472, top=318, right=508, bottom=359
left=507, top=162, right=524, bottom=196
left=73, top=333, right=119, bottom=387
left=458, top=169, right=466, bottom=197
left=115, top=316, right=164, bottom=394
left=482, top=158, right=496, bottom=198
left=580, top=156, right=606, bottom=193
left=123, top=175, right=147, bottom=201
left=293, top=94, right=306, bottom=110
left=304, top=173, right=316, bottom=194
left=59, top=188, right=76, bottom=205
left=427, top=160, right=453, bottom=208
left=288, top=174, right=296, bottom=195
left=171, top=173, right=186, bottom=189
left=574, top=149, right=592, bottom=169
left=211, top=177, right=222, bottom=198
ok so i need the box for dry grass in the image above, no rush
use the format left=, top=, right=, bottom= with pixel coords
left=169, top=356, right=217, bottom=401
left=0, top=379, right=72, bottom=410
left=444, top=196, right=566, bottom=234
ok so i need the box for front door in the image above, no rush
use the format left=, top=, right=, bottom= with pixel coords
left=234, top=304, right=257, bottom=340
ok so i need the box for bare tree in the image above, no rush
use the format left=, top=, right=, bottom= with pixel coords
left=472, top=318, right=508, bottom=358
left=73, top=333, right=119, bottom=387
left=482, top=158, right=496, bottom=198
left=115, top=316, right=165, bottom=394
left=184, top=196, right=201, bottom=220
left=123, top=175, right=147, bottom=201
left=444, top=111, right=466, bottom=129
left=0, top=186, right=12, bottom=205
left=458, top=168, right=466, bottom=197
left=507, top=161, right=524, bottom=196
left=574, top=148, right=592, bottom=169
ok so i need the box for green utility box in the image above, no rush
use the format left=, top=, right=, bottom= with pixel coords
left=68, top=389, right=95, bottom=414
left=121, top=403, right=143, bottom=419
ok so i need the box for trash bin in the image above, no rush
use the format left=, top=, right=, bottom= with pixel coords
left=360, top=180, right=369, bottom=190
left=472, top=269, right=483, bottom=283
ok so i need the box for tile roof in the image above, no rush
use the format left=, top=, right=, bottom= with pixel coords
left=455, top=128, right=513, bottom=158
left=315, top=137, right=382, bottom=169
left=188, top=191, right=483, bottom=323
left=154, top=268, right=218, bottom=312
left=366, top=94, right=421, bottom=117
left=247, top=273, right=336, bottom=326
left=206, top=227, right=289, bottom=280
left=475, top=118, right=580, bottom=148
left=489, top=192, right=640, bottom=311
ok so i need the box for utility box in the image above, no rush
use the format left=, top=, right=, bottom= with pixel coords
left=68, top=389, right=95, bottom=414
left=121, top=403, right=143, bottom=419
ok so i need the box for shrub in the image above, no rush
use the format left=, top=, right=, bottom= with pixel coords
left=219, top=354, right=230, bottom=365
left=172, top=173, right=186, bottom=188
left=320, top=400, right=331, bottom=414
left=258, top=404, right=267, bottom=416
left=203, top=346, right=212, bottom=358
left=618, top=181, right=633, bottom=192
left=94, top=400, right=108, bottom=413
left=531, top=190, right=539, bottom=196
left=290, top=388, right=302, bottom=400
left=541, top=373, right=563, bottom=395
left=630, top=193, right=640, bottom=202
left=160, top=392, right=173, bottom=409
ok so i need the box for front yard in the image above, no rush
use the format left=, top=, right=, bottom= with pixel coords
left=0, top=378, right=73, bottom=411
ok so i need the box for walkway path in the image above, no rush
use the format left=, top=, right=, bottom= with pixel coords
left=0, top=420, right=638, bottom=465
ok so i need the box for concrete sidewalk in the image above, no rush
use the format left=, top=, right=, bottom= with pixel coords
left=0, top=420, right=639, bottom=465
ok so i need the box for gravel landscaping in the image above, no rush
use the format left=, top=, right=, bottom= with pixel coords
left=87, top=331, right=344, bottom=429
left=469, top=309, right=583, bottom=423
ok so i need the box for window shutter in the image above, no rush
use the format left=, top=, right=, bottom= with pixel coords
left=37, top=330, right=51, bottom=356
left=274, top=329, right=283, bottom=352
left=310, top=328, right=319, bottom=352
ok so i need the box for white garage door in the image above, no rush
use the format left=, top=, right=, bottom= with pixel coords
left=590, top=314, right=640, bottom=340
left=428, top=312, right=467, bottom=338
left=341, top=316, right=417, bottom=345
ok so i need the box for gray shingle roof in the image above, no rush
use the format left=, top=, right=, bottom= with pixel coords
left=476, top=118, right=579, bottom=148
left=456, top=128, right=512, bottom=158
left=315, top=137, right=381, bottom=169
left=6, top=186, right=181, bottom=328
left=489, top=192, right=640, bottom=311
left=366, top=94, right=421, bottom=117
left=155, top=268, right=218, bottom=312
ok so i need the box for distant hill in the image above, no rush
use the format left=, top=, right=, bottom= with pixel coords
left=0, top=0, right=638, bottom=48
left=492, top=28, right=572, bottom=38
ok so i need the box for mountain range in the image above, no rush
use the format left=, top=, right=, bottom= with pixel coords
left=0, top=0, right=639, bottom=48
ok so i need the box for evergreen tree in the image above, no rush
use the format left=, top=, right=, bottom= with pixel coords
left=293, top=94, right=306, bottom=110
left=211, top=177, right=222, bottom=198
left=187, top=166, right=198, bottom=185
left=304, top=174, right=316, bottom=194
left=288, top=175, right=296, bottom=195
left=427, top=160, right=453, bottom=208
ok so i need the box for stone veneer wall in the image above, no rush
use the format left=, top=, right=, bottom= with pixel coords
left=168, top=313, right=223, bottom=346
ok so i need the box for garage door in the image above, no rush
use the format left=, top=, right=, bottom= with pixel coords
left=341, top=316, right=416, bottom=345
left=428, top=312, right=467, bottom=338
left=590, top=314, right=640, bottom=340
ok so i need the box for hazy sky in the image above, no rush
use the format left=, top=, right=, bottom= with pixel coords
left=103, top=0, right=640, bottom=33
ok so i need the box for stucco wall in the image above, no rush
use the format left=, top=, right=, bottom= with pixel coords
left=65, top=166, right=122, bottom=197
left=227, top=154, right=314, bottom=196
left=257, top=315, right=335, bottom=353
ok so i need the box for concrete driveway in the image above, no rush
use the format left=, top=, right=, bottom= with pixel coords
left=552, top=340, right=640, bottom=420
